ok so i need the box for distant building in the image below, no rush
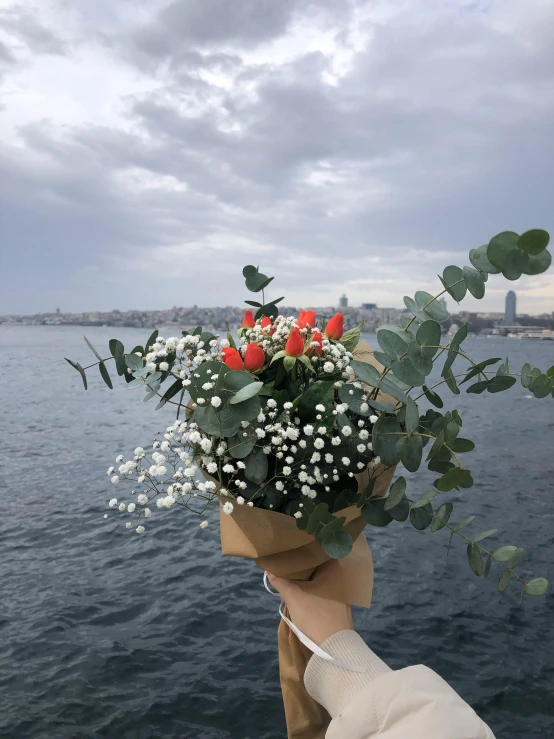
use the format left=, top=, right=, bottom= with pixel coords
left=56, top=307, right=60, bottom=314
left=339, top=294, right=348, bottom=309
left=505, top=291, right=517, bottom=324
left=438, top=297, right=447, bottom=311
left=362, top=303, right=377, bottom=310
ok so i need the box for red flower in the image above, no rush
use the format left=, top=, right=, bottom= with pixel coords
left=285, top=327, right=305, bottom=357
left=242, top=310, right=256, bottom=328
left=325, top=313, right=344, bottom=340
left=221, top=347, right=244, bottom=370
left=297, top=309, right=317, bottom=329
left=307, top=331, right=323, bottom=357
left=244, top=343, right=265, bottom=372
left=260, top=316, right=274, bottom=334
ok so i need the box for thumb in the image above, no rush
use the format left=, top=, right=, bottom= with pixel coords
left=266, top=572, right=297, bottom=602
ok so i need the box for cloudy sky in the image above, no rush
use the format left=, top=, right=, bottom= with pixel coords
left=1, top=0, right=553, bottom=316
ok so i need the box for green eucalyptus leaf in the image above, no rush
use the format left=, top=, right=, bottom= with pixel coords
left=403, top=296, right=429, bottom=322
left=524, top=578, right=548, bottom=596
left=396, top=435, right=423, bottom=472
left=422, top=384, right=444, bottom=408
left=461, top=357, right=502, bottom=384
left=321, top=529, right=353, bottom=559
left=493, top=545, right=518, bottom=562
left=384, top=476, right=407, bottom=511
left=434, top=467, right=473, bottom=492
left=98, top=361, right=113, bottom=389
left=522, top=248, right=551, bottom=276
left=316, top=515, right=347, bottom=542
left=125, top=353, right=143, bottom=371
left=467, top=542, right=483, bottom=576
left=518, top=229, right=549, bottom=256
left=483, top=555, right=492, bottom=579
left=443, top=368, right=460, bottom=395
left=390, top=358, right=426, bottom=387
left=350, top=360, right=382, bottom=388
left=410, top=503, right=433, bottom=530
left=405, top=397, right=420, bottom=435
left=414, top=291, right=449, bottom=321
left=498, top=569, right=512, bottom=592
left=412, top=489, right=439, bottom=508
left=362, top=498, right=393, bottom=527
left=64, top=358, right=88, bottom=390
left=453, top=516, right=475, bottom=532
left=307, top=503, right=331, bottom=535
left=376, top=328, right=408, bottom=360
left=432, top=501, right=453, bottom=532
left=466, top=379, right=490, bottom=394
left=145, top=330, right=158, bottom=352
left=407, top=342, right=434, bottom=376
left=244, top=447, right=268, bottom=485
left=373, top=351, right=392, bottom=369
left=440, top=265, right=467, bottom=302
left=229, top=381, right=264, bottom=405
left=473, top=529, right=497, bottom=543
left=530, top=374, right=551, bottom=399
left=416, top=320, right=441, bottom=350
left=463, top=266, right=486, bottom=299
left=84, top=336, right=103, bottom=361
left=521, top=363, right=532, bottom=388
left=451, top=438, right=475, bottom=453
left=341, top=322, right=364, bottom=352
left=372, top=415, right=402, bottom=466
left=487, top=375, right=517, bottom=393
left=469, top=244, right=501, bottom=274
left=486, top=231, right=520, bottom=269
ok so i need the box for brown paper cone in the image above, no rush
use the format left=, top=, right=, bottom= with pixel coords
left=217, top=341, right=395, bottom=738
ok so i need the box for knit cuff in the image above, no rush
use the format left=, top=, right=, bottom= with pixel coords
left=303, top=630, right=391, bottom=718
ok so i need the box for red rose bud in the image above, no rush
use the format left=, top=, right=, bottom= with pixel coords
left=297, top=309, right=316, bottom=329
left=244, top=343, right=265, bottom=372
left=221, top=347, right=244, bottom=370
left=285, top=327, right=305, bottom=357
left=307, top=331, right=323, bottom=357
left=260, top=316, right=274, bottom=334
left=242, top=310, right=256, bottom=328
left=325, top=313, right=344, bottom=340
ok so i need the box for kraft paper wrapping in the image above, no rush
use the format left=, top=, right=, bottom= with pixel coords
left=217, top=341, right=396, bottom=738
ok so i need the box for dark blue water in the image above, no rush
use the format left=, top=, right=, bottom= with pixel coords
left=1, top=325, right=553, bottom=739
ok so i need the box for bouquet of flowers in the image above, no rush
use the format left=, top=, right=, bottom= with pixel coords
left=66, top=227, right=553, bottom=738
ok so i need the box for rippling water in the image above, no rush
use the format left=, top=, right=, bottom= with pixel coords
left=1, top=325, right=553, bottom=739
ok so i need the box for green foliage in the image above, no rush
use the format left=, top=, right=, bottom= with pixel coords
left=243, top=265, right=274, bottom=293
left=362, top=497, right=393, bottom=527
left=64, top=357, right=88, bottom=389
left=410, top=503, right=433, bottom=530
left=341, top=322, right=364, bottom=352
left=321, top=529, right=353, bottom=559
left=396, top=435, right=423, bottom=472
left=467, top=543, right=483, bottom=576
left=440, top=265, right=467, bottom=302
left=99, top=362, right=113, bottom=389
left=524, top=578, right=548, bottom=596
left=432, top=501, right=453, bottom=532
left=372, top=415, right=402, bottom=466
left=244, top=447, right=268, bottom=485
left=434, top=468, right=473, bottom=492
left=384, top=476, right=406, bottom=511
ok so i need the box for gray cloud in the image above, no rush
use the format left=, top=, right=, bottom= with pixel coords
left=0, top=7, right=67, bottom=56
left=1, top=0, right=553, bottom=314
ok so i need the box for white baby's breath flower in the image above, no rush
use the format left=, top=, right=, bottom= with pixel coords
left=223, top=501, right=234, bottom=515
left=303, top=425, right=314, bottom=436
left=136, top=525, right=145, bottom=533
left=118, top=503, right=126, bottom=512
left=314, top=438, right=325, bottom=449
left=282, top=466, right=292, bottom=476
left=357, top=444, right=366, bottom=453
left=341, top=457, right=350, bottom=466
left=116, top=455, right=124, bottom=463
left=341, top=426, right=352, bottom=437
left=202, top=382, right=214, bottom=390
left=196, top=397, right=206, bottom=405
left=369, top=415, right=378, bottom=424
left=360, top=403, right=369, bottom=412
left=144, top=508, right=152, bottom=517
left=108, top=498, right=117, bottom=508
left=137, top=494, right=148, bottom=505
left=323, top=362, right=335, bottom=373
left=236, top=496, right=245, bottom=505
left=294, top=511, right=303, bottom=519
left=126, top=522, right=133, bottom=529
left=200, top=520, right=209, bottom=529
left=283, top=402, right=293, bottom=410
left=325, top=453, right=333, bottom=463
left=127, top=503, right=136, bottom=513
left=111, top=475, right=119, bottom=484
left=206, top=462, right=218, bottom=474
left=159, top=362, right=169, bottom=372
left=315, top=404, right=326, bottom=412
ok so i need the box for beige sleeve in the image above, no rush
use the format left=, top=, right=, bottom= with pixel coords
left=304, top=630, right=496, bottom=739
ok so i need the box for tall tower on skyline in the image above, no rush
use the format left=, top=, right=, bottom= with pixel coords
left=505, top=290, right=517, bottom=324
left=339, top=294, right=348, bottom=309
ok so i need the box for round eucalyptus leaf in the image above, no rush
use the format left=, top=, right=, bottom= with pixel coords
left=410, top=503, right=433, bottom=530
left=414, top=291, right=449, bottom=321
left=384, top=476, right=407, bottom=511
left=493, top=545, right=518, bottom=562
left=501, top=249, right=530, bottom=281
left=441, top=265, right=467, bottom=302
left=467, top=542, right=483, bottom=576
left=487, top=375, right=517, bottom=393
left=486, top=231, right=520, bottom=269
left=416, top=320, right=441, bottom=350
left=431, top=501, right=453, bottom=532
left=522, top=248, right=551, bottom=275
left=403, top=296, right=428, bottom=322
left=469, top=244, right=501, bottom=274
left=390, top=358, right=426, bottom=387
left=376, top=328, right=408, bottom=359
left=321, top=529, right=353, bottom=559
left=362, top=498, right=393, bottom=527
left=396, top=434, right=423, bottom=472
left=518, top=229, right=550, bottom=256
left=407, top=343, right=434, bottom=376
left=462, top=266, right=485, bottom=299
left=498, top=569, right=512, bottom=592
left=524, top=577, right=548, bottom=596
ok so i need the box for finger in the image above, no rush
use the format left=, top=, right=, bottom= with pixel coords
left=266, top=572, right=296, bottom=600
